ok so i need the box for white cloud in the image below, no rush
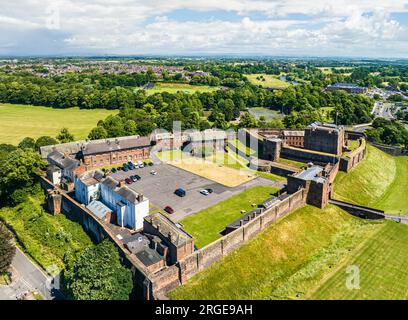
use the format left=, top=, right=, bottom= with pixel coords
left=0, top=0, right=408, bottom=56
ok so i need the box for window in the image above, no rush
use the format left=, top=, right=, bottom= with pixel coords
left=124, top=156, right=127, bottom=161
left=119, top=156, right=122, bottom=161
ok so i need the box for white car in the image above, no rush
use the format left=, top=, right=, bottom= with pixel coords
left=199, top=189, right=209, bottom=196
left=150, top=170, right=157, bottom=175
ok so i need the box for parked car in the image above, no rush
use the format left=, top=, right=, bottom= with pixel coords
left=206, top=188, right=214, bottom=194
left=130, top=175, right=138, bottom=182
left=123, top=166, right=129, bottom=172
left=148, top=162, right=154, bottom=166
left=128, top=161, right=135, bottom=170
left=164, top=206, right=174, bottom=214
left=117, top=166, right=122, bottom=171
left=125, top=178, right=133, bottom=185
left=150, top=170, right=157, bottom=175
left=200, top=189, right=209, bottom=196
left=134, top=174, right=141, bottom=180
left=137, top=160, right=144, bottom=168
left=175, top=188, right=186, bottom=197
left=111, top=167, right=117, bottom=173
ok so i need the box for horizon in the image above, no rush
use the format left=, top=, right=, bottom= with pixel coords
left=2, top=1, right=408, bottom=58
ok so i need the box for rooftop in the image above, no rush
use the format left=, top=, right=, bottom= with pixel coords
left=86, top=200, right=111, bottom=219
left=81, top=136, right=151, bottom=156
left=294, top=165, right=327, bottom=184
left=47, top=150, right=80, bottom=171
left=145, top=213, right=193, bottom=247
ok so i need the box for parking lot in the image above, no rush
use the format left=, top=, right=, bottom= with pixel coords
left=110, top=162, right=279, bottom=222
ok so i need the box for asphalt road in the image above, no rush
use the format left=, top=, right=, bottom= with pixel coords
left=0, top=248, right=62, bottom=300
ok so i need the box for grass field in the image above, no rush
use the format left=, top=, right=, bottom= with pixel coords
left=334, top=144, right=408, bottom=214
left=248, top=107, right=284, bottom=121
left=180, top=186, right=279, bottom=248
left=170, top=203, right=408, bottom=300
left=157, top=150, right=256, bottom=187
left=0, top=104, right=117, bottom=145
left=311, top=220, right=408, bottom=299
left=143, top=82, right=219, bottom=95
left=245, top=74, right=290, bottom=89
left=278, top=157, right=306, bottom=169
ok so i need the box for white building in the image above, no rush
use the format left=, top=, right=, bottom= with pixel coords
left=74, top=171, right=149, bottom=230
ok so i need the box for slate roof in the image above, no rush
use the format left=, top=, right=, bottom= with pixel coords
left=86, top=200, right=111, bottom=219
left=47, top=150, right=79, bottom=171
left=81, top=136, right=151, bottom=156
left=101, top=176, right=119, bottom=189
left=116, top=186, right=141, bottom=203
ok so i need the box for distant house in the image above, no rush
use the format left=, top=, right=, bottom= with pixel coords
left=86, top=200, right=113, bottom=224
left=326, top=83, right=367, bottom=94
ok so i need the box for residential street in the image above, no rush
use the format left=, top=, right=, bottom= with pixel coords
left=0, top=248, right=63, bottom=300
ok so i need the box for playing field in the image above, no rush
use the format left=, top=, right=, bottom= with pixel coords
left=180, top=186, right=279, bottom=248
left=143, top=82, right=220, bottom=95
left=170, top=204, right=408, bottom=300
left=334, top=144, right=408, bottom=214
left=248, top=107, right=284, bottom=121
left=0, top=104, right=117, bottom=145
left=245, top=74, right=290, bottom=89
left=157, top=150, right=256, bottom=187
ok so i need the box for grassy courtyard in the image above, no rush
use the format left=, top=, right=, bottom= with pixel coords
left=180, top=186, right=279, bottom=248
left=143, top=82, right=219, bottom=95
left=334, top=144, right=408, bottom=214
left=0, top=104, right=117, bottom=145
left=170, top=204, right=408, bottom=300
left=245, top=74, right=290, bottom=89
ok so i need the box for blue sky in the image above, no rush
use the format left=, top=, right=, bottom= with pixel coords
left=1, top=1, right=408, bottom=57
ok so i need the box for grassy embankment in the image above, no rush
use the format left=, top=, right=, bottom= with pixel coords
left=0, top=188, right=93, bottom=270
left=0, top=104, right=117, bottom=145
left=334, top=144, right=408, bottom=214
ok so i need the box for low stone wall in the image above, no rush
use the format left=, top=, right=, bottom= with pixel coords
left=329, top=199, right=385, bottom=220
left=370, top=142, right=407, bottom=156
left=150, top=188, right=307, bottom=299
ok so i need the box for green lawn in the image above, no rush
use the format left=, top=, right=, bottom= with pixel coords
left=248, top=107, right=284, bottom=121
left=334, top=144, right=408, bottom=214
left=0, top=104, right=117, bottom=145
left=180, top=186, right=279, bottom=248
left=311, top=220, right=408, bottom=299
left=245, top=74, right=290, bottom=89
left=278, top=157, right=306, bottom=169
left=143, top=82, right=219, bottom=95
left=170, top=205, right=387, bottom=300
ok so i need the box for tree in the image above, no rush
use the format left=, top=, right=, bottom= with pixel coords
left=88, top=126, right=108, bottom=140
left=35, top=136, right=59, bottom=150
left=0, top=222, right=15, bottom=274
left=56, top=128, right=75, bottom=143
left=0, top=149, right=47, bottom=198
left=63, top=240, right=133, bottom=300
left=239, top=112, right=258, bottom=128
left=18, top=137, right=36, bottom=150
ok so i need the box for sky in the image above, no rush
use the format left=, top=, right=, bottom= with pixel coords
left=1, top=0, right=408, bottom=58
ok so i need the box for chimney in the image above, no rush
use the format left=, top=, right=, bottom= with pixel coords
left=156, top=223, right=160, bottom=233
left=118, top=180, right=125, bottom=188
left=137, top=193, right=144, bottom=202
left=168, top=231, right=173, bottom=242
left=240, top=220, right=243, bottom=226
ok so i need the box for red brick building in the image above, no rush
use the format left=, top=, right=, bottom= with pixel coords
left=80, top=136, right=151, bottom=170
